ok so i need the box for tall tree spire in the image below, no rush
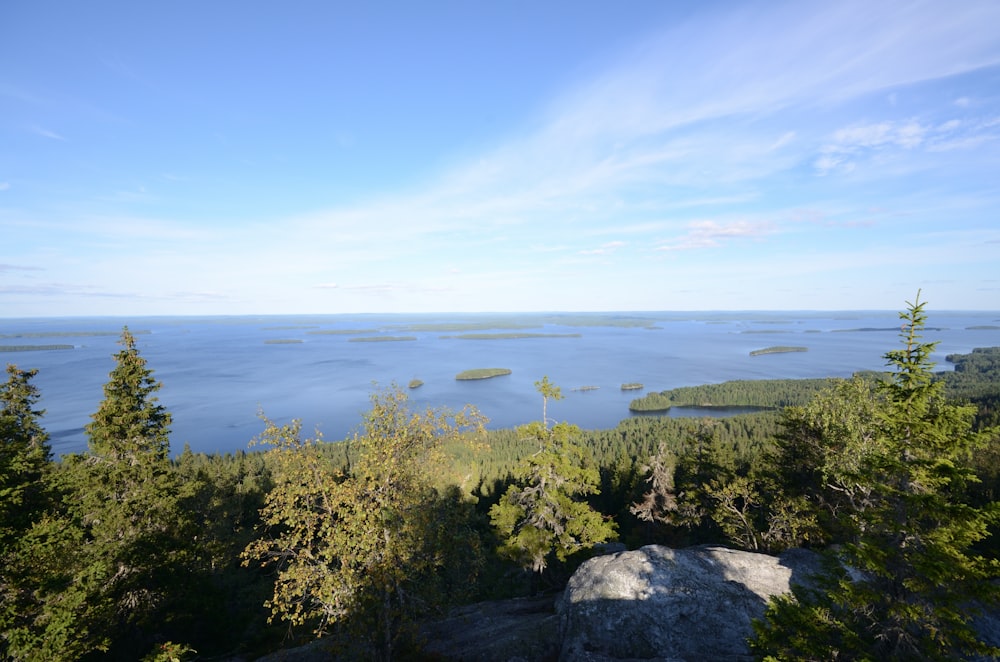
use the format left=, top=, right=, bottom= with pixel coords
left=86, top=327, right=171, bottom=460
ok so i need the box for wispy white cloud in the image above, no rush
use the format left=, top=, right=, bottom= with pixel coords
left=842, top=121, right=927, bottom=149
left=95, top=186, right=157, bottom=204
left=335, top=282, right=456, bottom=296
left=814, top=120, right=929, bottom=174
left=926, top=116, right=1000, bottom=152
left=578, top=241, right=626, bottom=256
left=0, top=84, right=45, bottom=105
left=815, top=112, right=1000, bottom=173
left=1, top=282, right=235, bottom=304
left=100, top=52, right=160, bottom=93
left=656, top=219, right=775, bottom=252
left=0, top=264, right=44, bottom=273
left=0, top=182, right=9, bottom=191
left=769, top=132, right=797, bottom=151
left=75, top=215, right=218, bottom=242
left=0, top=281, right=133, bottom=299
left=161, top=290, right=230, bottom=302
left=29, top=125, right=66, bottom=141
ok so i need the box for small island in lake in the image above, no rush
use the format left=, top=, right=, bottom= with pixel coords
left=408, top=379, right=424, bottom=389
left=572, top=385, right=599, bottom=392
left=264, top=339, right=304, bottom=344
left=456, top=368, right=512, bottom=380
left=621, top=383, right=644, bottom=391
left=750, top=346, right=808, bottom=356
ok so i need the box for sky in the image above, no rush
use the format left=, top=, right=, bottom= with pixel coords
left=2, top=1, right=1000, bottom=316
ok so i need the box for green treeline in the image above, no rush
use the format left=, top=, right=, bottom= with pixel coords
left=3, top=305, right=1000, bottom=661
left=945, top=346, right=1000, bottom=427
left=440, top=412, right=783, bottom=500
left=629, top=378, right=835, bottom=411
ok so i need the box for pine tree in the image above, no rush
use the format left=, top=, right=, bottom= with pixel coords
left=753, top=294, right=1000, bottom=660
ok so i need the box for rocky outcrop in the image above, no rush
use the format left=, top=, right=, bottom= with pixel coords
left=251, top=545, right=821, bottom=661
left=556, top=544, right=822, bottom=662
left=252, top=544, right=1000, bottom=661
left=419, top=594, right=561, bottom=661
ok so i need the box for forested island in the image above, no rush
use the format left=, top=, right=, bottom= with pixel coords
left=749, top=345, right=808, bottom=356
left=628, top=377, right=835, bottom=412
left=3, top=301, right=1000, bottom=660
left=455, top=367, right=512, bottom=380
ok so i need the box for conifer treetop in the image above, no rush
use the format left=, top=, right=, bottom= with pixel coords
left=85, top=326, right=172, bottom=460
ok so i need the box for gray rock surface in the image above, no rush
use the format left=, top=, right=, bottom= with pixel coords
left=419, top=594, right=561, bottom=661
left=248, top=545, right=824, bottom=661
left=556, top=544, right=821, bottom=662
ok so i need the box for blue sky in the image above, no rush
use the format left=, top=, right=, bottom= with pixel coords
left=2, top=1, right=999, bottom=316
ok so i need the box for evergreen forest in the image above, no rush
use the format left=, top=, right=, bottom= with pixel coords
left=2, top=298, right=1000, bottom=660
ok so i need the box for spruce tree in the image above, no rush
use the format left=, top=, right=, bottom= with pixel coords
left=0, top=364, right=51, bottom=547
left=489, top=377, right=617, bottom=580
left=0, top=365, right=62, bottom=661
left=59, top=326, right=190, bottom=658
left=752, top=294, right=1000, bottom=660
left=86, top=326, right=171, bottom=461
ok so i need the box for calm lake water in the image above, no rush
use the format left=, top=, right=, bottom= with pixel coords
left=2, top=311, right=998, bottom=457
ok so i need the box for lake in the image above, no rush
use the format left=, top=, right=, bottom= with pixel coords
left=2, top=310, right=999, bottom=457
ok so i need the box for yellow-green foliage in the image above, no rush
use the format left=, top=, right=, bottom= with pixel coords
left=242, top=387, right=487, bottom=659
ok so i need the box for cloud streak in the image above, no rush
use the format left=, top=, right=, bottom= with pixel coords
left=578, top=241, right=626, bottom=256
left=657, top=220, right=775, bottom=252
left=29, top=125, right=66, bottom=141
